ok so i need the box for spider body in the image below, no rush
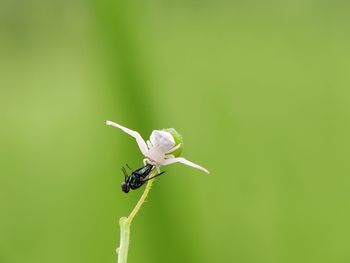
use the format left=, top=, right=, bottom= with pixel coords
left=106, top=120, right=209, bottom=174
left=144, top=130, right=177, bottom=165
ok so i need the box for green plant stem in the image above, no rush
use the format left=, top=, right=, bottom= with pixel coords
left=117, top=171, right=156, bottom=263
left=117, top=217, right=130, bottom=263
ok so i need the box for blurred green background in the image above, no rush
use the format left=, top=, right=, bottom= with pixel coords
left=1, top=1, right=350, bottom=263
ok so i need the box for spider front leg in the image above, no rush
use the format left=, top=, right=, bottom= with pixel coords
left=106, top=120, right=149, bottom=156
left=147, top=140, right=153, bottom=149
left=159, top=157, right=209, bottom=174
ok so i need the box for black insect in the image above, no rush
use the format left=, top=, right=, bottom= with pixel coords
left=121, top=164, right=165, bottom=193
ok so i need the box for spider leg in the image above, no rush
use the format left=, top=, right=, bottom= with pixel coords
left=165, top=143, right=182, bottom=154
left=147, top=140, right=153, bottom=149
left=106, top=120, right=149, bottom=156
left=159, top=157, right=209, bottom=174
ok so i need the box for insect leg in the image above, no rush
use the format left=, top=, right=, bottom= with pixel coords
left=142, top=171, right=166, bottom=182
left=126, top=164, right=133, bottom=171
left=121, top=167, right=128, bottom=180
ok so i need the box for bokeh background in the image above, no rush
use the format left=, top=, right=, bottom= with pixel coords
left=1, top=1, right=350, bottom=263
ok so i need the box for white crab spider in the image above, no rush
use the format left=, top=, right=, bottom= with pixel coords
left=106, top=120, right=209, bottom=174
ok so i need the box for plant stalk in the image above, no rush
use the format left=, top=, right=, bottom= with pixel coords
left=117, top=171, right=156, bottom=263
